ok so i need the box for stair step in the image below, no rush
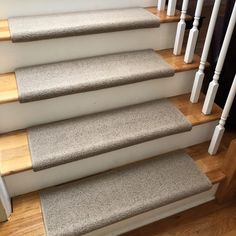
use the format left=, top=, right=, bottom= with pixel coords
left=0, top=7, right=191, bottom=42
left=9, top=8, right=160, bottom=43
left=15, top=50, right=174, bottom=103
left=0, top=144, right=226, bottom=236
left=39, top=151, right=211, bottom=236
left=0, top=93, right=222, bottom=176
left=27, top=99, right=193, bottom=171
left=0, top=49, right=205, bottom=105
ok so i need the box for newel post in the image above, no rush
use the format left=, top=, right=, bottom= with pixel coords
left=216, top=139, right=236, bottom=203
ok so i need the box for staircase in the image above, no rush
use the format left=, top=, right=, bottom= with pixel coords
left=0, top=1, right=227, bottom=235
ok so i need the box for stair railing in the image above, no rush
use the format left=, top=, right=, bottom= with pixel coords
left=184, top=0, right=204, bottom=63
left=190, top=0, right=222, bottom=103
left=202, top=2, right=236, bottom=115
left=173, top=0, right=190, bottom=55
left=208, top=74, right=236, bottom=155
left=157, top=0, right=177, bottom=16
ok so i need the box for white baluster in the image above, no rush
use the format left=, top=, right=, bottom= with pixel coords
left=158, top=0, right=167, bottom=11
left=190, top=0, right=222, bottom=103
left=184, top=0, right=204, bottom=63
left=209, top=74, right=236, bottom=155
left=202, top=2, right=236, bottom=114
left=167, top=0, right=177, bottom=16
left=0, top=176, right=12, bottom=222
left=173, top=0, right=190, bottom=55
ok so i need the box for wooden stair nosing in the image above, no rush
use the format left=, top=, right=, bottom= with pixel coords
left=0, top=49, right=204, bottom=105
left=0, top=8, right=192, bottom=42
left=0, top=93, right=222, bottom=177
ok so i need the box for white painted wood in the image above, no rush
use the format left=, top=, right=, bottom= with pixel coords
left=0, top=176, right=11, bottom=222
left=86, top=185, right=218, bottom=236
left=173, top=0, right=189, bottom=55
left=0, top=0, right=157, bottom=19
left=202, top=2, right=236, bottom=114
left=0, top=23, right=177, bottom=74
left=0, top=70, right=196, bottom=133
left=4, top=121, right=218, bottom=197
left=184, top=0, right=204, bottom=63
left=167, top=0, right=177, bottom=16
left=209, top=74, right=236, bottom=155
left=190, top=0, right=222, bottom=103
left=158, top=0, right=166, bottom=11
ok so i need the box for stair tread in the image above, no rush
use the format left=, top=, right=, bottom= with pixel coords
left=39, top=151, right=211, bottom=236
left=0, top=49, right=204, bottom=105
left=0, top=142, right=226, bottom=236
left=28, top=98, right=191, bottom=171
left=0, top=93, right=222, bottom=176
left=8, top=8, right=161, bottom=43
left=15, top=50, right=174, bottom=103
left=0, top=8, right=192, bottom=42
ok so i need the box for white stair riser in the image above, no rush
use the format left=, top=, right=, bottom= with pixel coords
left=0, top=70, right=196, bottom=133
left=0, top=24, right=177, bottom=74
left=86, top=185, right=218, bottom=236
left=0, top=0, right=157, bottom=19
left=4, top=121, right=218, bottom=197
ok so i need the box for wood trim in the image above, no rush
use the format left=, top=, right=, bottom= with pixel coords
left=216, top=139, right=236, bottom=203
left=0, top=93, right=222, bottom=177
left=0, top=73, right=18, bottom=104
left=0, top=20, right=11, bottom=41
left=0, top=8, right=191, bottom=42
left=0, top=49, right=203, bottom=105
left=147, top=8, right=192, bottom=23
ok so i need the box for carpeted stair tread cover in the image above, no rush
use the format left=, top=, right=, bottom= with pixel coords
left=39, top=150, right=212, bottom=236
left=15, top=50, right=175, bottom=103
left=28, top=99, right=192, bottom=171
left=8, top=8, right=160, bottom=42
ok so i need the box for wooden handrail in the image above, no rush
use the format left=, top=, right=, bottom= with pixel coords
left=216, top=139, right=236, bottom=203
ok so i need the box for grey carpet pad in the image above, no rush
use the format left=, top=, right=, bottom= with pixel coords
left=28, top=99, right=192, bottom=171
left=15, top=50, right=175, bottom=103
left=39, top=150, right=212, bottom=236
left=8, top=8, right=160, bottom=42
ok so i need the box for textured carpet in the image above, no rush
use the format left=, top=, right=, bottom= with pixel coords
left=40, top=150, right=212, bottom=236
left=28, top=99, right=192, bottom=171
left=15, top=50, right=175, bottom=103
left=8, top=8, right=160, bottom=42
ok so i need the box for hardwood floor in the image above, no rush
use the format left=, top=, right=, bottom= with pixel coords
left=123, top=129, right=236, bottom=236
left=123, top=198, right=236, bottom=236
